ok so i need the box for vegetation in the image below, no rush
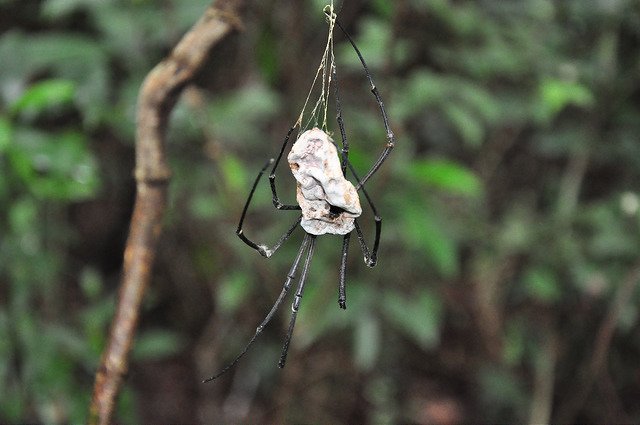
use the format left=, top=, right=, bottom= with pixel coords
left=1, top=0, right=640, bottom=423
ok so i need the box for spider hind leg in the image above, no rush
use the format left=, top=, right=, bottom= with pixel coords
left=338, top=233, right=351, bottom=309
left=202, top=234, right=311, bottom=383
left=278, top=234, right=317, bottom=368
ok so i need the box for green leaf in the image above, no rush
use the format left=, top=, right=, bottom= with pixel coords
left=190, top=193, right=222, bottom=219
left=407, top=158, right=484, bottom=198
left=523, top=267, right=561, bottom=303
left=0, top=116, right=11, bottom=153
left=46, top=324, right=92, bottom=366
left=498, top=205, right=535, bottom=251
left=116, top=386, right=139, bottom=425
left=208, top=83, right=280, bottom=145
left=338, top=18, right=390, bottom=70
left=0, top=32, right=109, bottom=127
left=9, top=197, right=38, bottom=235
left=401, top=202, right=459, bottom=278
left=81, top=297, right=115, bottom=356
left=338, top=17, right=411, bottom=71
left=11, top=79, right=75, bottom=118
left=216, top=271, right=253, bottom=315
left=0, top=32, right=104, bottom=77
left=0, top=391, right=25, bottom=424
left=132, top=330, right=183, bottom=361
left=41, top=0, right=100, bottom=19
left=220, top=153, right=248, bottom=195
left=79, top=267, right=103, bottom=301
left=536, top=78, right=595, bottom=122
left=257, top=27, right=279, bottom=84
left=443, top=102, right=485, bottom=146
left=382, top=288, right=443, bottom=349
left=9, top=129, right=100, bottom=200
left=372, top=0, right=394, bottom=18
left=391, top=70, right=445, bottom=121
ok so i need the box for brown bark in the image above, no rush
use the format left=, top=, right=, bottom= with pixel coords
left=88, top=2, right=245, bottom=424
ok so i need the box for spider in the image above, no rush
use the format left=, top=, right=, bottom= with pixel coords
left=203, top=8, right=394, bottom=383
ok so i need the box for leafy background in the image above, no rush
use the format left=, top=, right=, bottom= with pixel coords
left=2, top=0, right=640, bottom=423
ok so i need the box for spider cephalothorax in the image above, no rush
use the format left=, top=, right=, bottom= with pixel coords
left=288, top=128, right=362, bottom=235
left=204, top=7, right=394, bottom=383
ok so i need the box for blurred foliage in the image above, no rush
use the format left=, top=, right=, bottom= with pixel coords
left=2, top=0, right=640, bottom=423
left=0, top=0, right=196, bottom=422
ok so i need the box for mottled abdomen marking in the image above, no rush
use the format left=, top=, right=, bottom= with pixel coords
left=288, top=128, right=362, bottom=235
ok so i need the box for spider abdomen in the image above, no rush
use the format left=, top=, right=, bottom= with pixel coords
left=288, top=128, right=361, bottom=235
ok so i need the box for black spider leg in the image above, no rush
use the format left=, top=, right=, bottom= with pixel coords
left=269, top=126, right=303, bottom=210
left=349, top=163, right=382, bottom=268
left=333, top=62, right=352, bottom=310
left=333, top=63, right=381, bottom=313
left=331, top=14, right=396, bottom=189
left=202, top=234, right=311, bottom=383
left=236, top=158, right=301, bottom=258
left=278, top=234, right=317, bottom=368
left=338, top=233, right=350, bottom=309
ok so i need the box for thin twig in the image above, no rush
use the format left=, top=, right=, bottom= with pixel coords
left=556, top=259, right=640, bottom=423
left=88, top=2, right=244, bottom=424
left=528, top=328, right=558, bottom=425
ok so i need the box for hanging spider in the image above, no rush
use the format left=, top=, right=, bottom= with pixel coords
left=203, top=6, right=394, bottom=383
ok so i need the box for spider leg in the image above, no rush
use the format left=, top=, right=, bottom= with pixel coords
left=354, top=217, right=380, bottom=268
left=333, top=62, right=354, bottom=309
left=278, top=234, right=317, bottom=368
left=345, top=156, right=382, bottom=268
left=202, top=234, right=311, bottom=383
left=332, top=16, right=395, bottom=189
left=236, top=158, right=301, bottom=258
left=334, top=63, right=380, bottom=301
left=269, top=126, right=303, bottom=210
left=338, top=233, right=350, bottom=309
left=332, top=65, right=349, bottom=176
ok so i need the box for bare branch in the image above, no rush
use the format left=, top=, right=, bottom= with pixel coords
left=556, top=260, right=640, bottom=423
left=88, top=2, right=245, bottom=424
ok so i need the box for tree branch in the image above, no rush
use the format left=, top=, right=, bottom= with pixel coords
left=556, top=259, right=640, bottom=423
left=89, top=2, right=245, bottom=424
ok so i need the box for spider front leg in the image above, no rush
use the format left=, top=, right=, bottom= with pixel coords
left=333, top=65, right=349, bottom=176
left=332, top=16, right=395, bottom=189
left=269, top=126, right=303, bottom=210
left=236, top=158, right=301, bottom=258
